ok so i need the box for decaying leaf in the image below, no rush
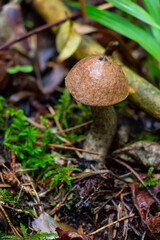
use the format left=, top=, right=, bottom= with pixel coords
left=56, top=227, right=92, bottom=240
left=0, top=2, right=31, bottom=55
left=113, top=141, right=160, bottom=170
left=32, top=212, right=77, bottom=239
left=42, top=63, right=67, bottom=94
left=9, top=91, right=35, bottom=103
left=74, top=22, right=97, bottom=35
left=129, top=181, right=160, bottom=239
left=56, top=21, right=82, bottom=63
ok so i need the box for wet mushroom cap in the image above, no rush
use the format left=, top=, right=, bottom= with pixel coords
left=65, top=55, right=129, bottom=106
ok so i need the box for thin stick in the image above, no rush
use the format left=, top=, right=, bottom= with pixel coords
left=0, top=184, right=12, bottom=187
left=0, top=204, right=22, bottom=238
left=2, top=204, right=34, bottom=218
left=49, top=185, right=77, bottom=216
left=79, top=0, right=87, bottom=24
left=25, top=116, right=44, bottom=130
left=47, top=105, right=63, bottom=132
left=89, top=213, right=135, bottom=236
left=113, top=158, right=160, bottom=207
left=11, top=151, right=16, bottom=172
left=55, top=120, right=92, bottom=135
left=36, top=141, right=101, bottom=155
left=74, top=169, right=127, bottom=183
left=115, top=183, right=127, bottom=198
left=47, top=105, right=82, bottom=158
left=0, top=13, right=81, bottom=51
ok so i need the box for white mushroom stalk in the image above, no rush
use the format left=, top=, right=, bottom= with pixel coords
left=65, top=55, right=129, bottom=160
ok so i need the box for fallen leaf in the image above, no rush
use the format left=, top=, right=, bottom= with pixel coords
left=9, top=91, right=35, bottom=103
left=56, top=227, right=92, bottom=240
left=129, top=181, right=160, bottom=239
left=42, top=63, right=67, bottom=94
left=0, top=2, right=31, bottom=55
left=32, top=212, right=77, bottom=239
left=113, top=141, right=160, bottom=170
left=74, top=22, right=97, bottom=35
left=56, top=21, right=82, bottom=62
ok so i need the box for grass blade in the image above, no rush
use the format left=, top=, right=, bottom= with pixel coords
left=142, top=0, right=160, bottom=24
left=106, top=0, right=160, bottom=29
left=142, top=0, right=160, bottom=41
left=86, top=5, right=160, bottom=61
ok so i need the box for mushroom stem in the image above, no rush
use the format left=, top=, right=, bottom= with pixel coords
left=82, top=106, right=117, bottom=160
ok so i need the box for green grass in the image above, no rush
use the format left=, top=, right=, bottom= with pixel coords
left=69, top=0, right=160, bottom=62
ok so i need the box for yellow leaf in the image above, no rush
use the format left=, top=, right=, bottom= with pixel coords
left=56, top=22, right=82, bottom=62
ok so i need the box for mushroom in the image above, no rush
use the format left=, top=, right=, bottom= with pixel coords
left=65, top=55, right=129, bottom=160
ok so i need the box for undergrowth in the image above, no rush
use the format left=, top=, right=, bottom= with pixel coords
left=2, top=223, right=57, bottom=240
left=0, top=89, right=85, bottom=189
left=54, top=88, right=90, bottom=129
left=139, top=167, right=159, bottom=188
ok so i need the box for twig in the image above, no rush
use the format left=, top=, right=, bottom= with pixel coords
left=89, top=213, right=135, bottom=235
left=74, top=169, right=127, bottom=183
left=49, top=185, right=77, bottom=216
left=0, top=184, right=12, bottom=187
left=115, top=183, right=127, bottom=198
left=0, top=13, right=81, bottom=51
left=25, top=116, right=44, bottom=130
left=47, top=105, right=82, bottom=158
left=30, top=181, right=43, bottom=213
left=0, top=204, right=22, bottom=238
left=55, top=120, right=92, bottom=135
left=2, top=204, right=34, bottom=219
left=35, top=141, right=101, bottom=155
left=79, top=0, right=87, bottom=24
left=113, top=158, right=160, bottom=207
left=11, top=151, right=16, bottom=172
left=1, top=163, right=35, bottom=198
left=47, top=105, right=63, bottom=132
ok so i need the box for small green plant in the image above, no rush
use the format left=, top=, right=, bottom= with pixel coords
left=0, top=96, right=81, bottom=189
left=7, top=65, right=33, bottom=74
left=2, top=223, right=57, bottom=240
left=0, top=189, right=18, bottom=203
left=0, top=96, right=5, bottom=129
left=41, top=165, right=80, bottom=190
left=139, top=167, right=159, bottom=188
left=3, top=109, right=42, bottom=163
left=55, top=88, right=90, bottom=129
left=133, top=134, right=158, bottom=142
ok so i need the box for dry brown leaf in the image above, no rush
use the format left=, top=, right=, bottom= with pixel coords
left=32, top=212, right=77, bottom=239
left=42, top=63, right=67, bottom=94
left=9, top=91, right=35, bottom=103
left=56, top=227, right=92, bottom=240
left=74, top=22, right=97, bottom=35
left=0, top=2, right=31, bottom=55
left=129, top=181, right=160, bottom=239
left=113, top=141, right=160, bottom=170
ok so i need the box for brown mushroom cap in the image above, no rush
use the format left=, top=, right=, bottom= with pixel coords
left=65, top=55, right=129, bottom=106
